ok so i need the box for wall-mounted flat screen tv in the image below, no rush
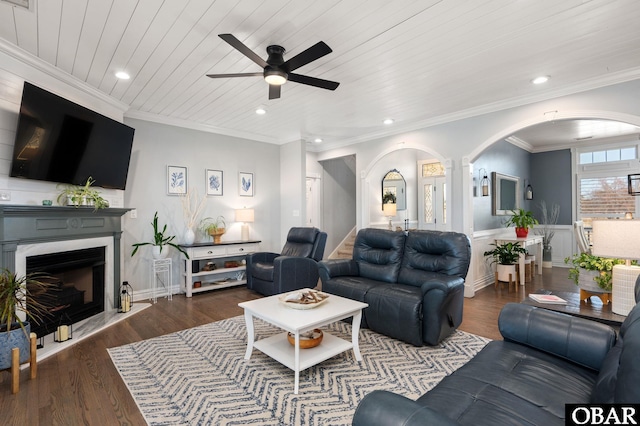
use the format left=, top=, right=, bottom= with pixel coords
left=9, top=82, right=135, bottom=190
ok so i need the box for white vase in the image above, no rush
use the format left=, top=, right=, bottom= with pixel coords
left=152, top=245, right=168, bottom=259
left=184, top=228, right=195, bottom=245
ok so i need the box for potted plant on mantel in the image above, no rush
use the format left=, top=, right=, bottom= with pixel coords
left=505, top=208, right=538, bottom=238
left=484, top=242, right=528, bottom=282
left=0, top=268, right=54, bottom=388
left=131, top=212, right=189, bottom=259
left=56, top=176, right=109, bottom=210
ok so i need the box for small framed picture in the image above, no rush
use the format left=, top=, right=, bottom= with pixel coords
left=206, top=169, right=223, bottom=196
left=239, top=172, right=254, bottom=197
left=167, top=165, right=187, bottom=195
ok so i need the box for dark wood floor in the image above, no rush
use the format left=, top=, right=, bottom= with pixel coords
left=1, top=267, right=580, bottom=425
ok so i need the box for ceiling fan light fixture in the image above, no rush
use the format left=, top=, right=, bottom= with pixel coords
left=264, top=68, right=287, bottom=85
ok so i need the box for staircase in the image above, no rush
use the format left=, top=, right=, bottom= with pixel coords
left=330, top=228, right=356, bottom=259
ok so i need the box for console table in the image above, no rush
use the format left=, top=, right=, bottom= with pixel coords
left=179, top=240, right=260, bottom=297
left=495, top=235, right=543, bottom=286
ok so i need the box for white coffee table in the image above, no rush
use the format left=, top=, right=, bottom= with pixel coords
left=238, top=289, right=368, bottom=394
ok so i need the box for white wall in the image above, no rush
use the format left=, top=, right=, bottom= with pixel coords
left=279, top=140, right=305, bottom=247
left=123, top=118, right=281, bottom=297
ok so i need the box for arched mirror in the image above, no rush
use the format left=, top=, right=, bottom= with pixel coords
left=382, top=169, right=406, bottom=210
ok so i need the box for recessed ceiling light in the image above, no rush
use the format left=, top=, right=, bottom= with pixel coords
left=383, top=118, right=394, bottom=125
left=314, top=138, right=323, bottom=143
left=115, top=71, right=130, bottom=80
left=531, top=75, right=550, bottom=85
left=255, top=106, right=266, bottom=115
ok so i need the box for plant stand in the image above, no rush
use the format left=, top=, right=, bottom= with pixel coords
left=1, top=332, right=37, bottom=394
left=495, top=271, right=518, bottom=293
left=579, top=289, right=611, bottom=305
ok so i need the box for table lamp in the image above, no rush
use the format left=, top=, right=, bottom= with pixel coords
left=235, top=208, right=254, bottom=241
left=591, top=219, right=640, bottom=316
left=383, top=203, right=396, bottom=230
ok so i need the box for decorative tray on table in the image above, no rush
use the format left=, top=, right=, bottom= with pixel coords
left=279, top=289, right=330, bottom=310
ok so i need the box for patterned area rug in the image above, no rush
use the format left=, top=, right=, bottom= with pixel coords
left=108, top=316, right=489, bottom=425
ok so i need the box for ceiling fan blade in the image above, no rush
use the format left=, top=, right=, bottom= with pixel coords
left=206, top=72, right=263, bottom=78
left=288, top=73, right=340, bottom=90
left=218, top=34, right=268, bottom=68
left=269, top=84, right=281, bottom=100
left=283, top=41, right=332, bottom=72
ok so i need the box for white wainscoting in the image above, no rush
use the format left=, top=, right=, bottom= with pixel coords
left=471, top=225, right=574, bottom=292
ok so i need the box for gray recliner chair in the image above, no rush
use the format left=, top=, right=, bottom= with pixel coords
left=246, top=227, right=327, bottom=296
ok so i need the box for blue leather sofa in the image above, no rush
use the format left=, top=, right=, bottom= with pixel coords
left=352, top=291, right=640, bottom=425
left=319, top=228, right=471, bottom=346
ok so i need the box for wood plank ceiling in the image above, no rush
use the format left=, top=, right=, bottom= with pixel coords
left=1, top=0, right=640, bottom=149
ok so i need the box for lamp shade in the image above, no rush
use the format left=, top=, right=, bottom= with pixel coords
left=235, top=208, right=254, bottom=223
left=383, top=203, right=397, bottom=217
left=591, top=219, right=640, bottom=259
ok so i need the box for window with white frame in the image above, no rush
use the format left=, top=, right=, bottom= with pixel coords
left=575, top=143, right=640, bottom=228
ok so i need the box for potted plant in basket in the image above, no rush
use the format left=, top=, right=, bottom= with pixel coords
left=505, top=208, right=538, bottom=238
left=0, top=269, right=54, bottom=375
left=564, top=253, right=632, bottom=293
left=484, top=242, right=528, bottom=282
left=131, top=212, right=189, bottom=259
left=199, top=216, right=226, bottom=244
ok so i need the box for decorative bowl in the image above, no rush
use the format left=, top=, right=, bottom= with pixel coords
left=287, top=329, right=323, bottom=349
left=279, top=289, right=330, bottom=310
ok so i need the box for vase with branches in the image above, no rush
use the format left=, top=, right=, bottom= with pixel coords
left=535, top=201, right=560, bottom=267
left=180, top=189, right=206, bottom=245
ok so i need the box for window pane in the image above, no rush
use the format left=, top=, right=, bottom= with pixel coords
left=606, top=149, right=620, bottom=162
left=579, top=152, right=592, bottom=164
left=593, top=151, right=606, bottom=163
left=579, top=176, right=635, bottom=220
left=621, top=147, right=636, bottom=160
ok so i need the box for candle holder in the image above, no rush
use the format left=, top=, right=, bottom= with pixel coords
left=119, top=281, right=133, bottom=313
left=54, top=313, right=73, bottom=343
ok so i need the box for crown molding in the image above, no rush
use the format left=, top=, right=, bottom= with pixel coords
left=124, top=110, right=281, bottom=145
left=317, top=68, right=640, bottom=152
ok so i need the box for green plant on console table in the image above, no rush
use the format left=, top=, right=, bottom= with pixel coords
left=483, top=242, right=528, bottom=265
left=505, top=208, right=538, bottom=230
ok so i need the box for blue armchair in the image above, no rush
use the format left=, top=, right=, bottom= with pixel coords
left=246, top=227, right=327, bottom=296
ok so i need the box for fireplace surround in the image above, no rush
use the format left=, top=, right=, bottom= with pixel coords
left=0, top=205, right=129, bottom=328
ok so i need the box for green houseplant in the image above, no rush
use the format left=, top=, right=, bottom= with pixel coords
left=0, top=269, right=54, bottom=370
left=56, top=176, right=109, bottom=210
left=131, top=212, right=189, bottom=259
left=564, top=252, right=631, bottom=292
left=199, top=216, right=226, bottom=244
left=505, top=208, right=538, bottom=238
left=484, top=242, right=528, bottom=282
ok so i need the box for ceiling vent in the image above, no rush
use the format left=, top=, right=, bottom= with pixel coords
left=2, top=0, right=33, bottom=10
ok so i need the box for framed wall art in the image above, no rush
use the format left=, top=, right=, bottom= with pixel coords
left=206, top=169, right=223, bottom=196
left=167, top=165, right=187, bottom=195
left=239, top=172, right=254, bottom=197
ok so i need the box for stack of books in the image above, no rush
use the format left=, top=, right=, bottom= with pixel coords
left=528, top=293, right=567, bottom=305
